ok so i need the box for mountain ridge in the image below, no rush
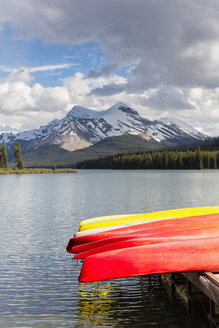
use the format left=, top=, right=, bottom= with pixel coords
left=0, top=102, right=207, bottom=163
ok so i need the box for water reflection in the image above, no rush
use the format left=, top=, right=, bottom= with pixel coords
left=1, top=171, right=218, bottom=327
left=78, top=282, right=116, bottom=327
left=77, top=275, right=207, bottom=328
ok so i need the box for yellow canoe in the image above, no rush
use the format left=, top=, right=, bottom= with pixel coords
left=80, top=214, right=135, bottom=225
left=78, top=207, right=219, bottom=232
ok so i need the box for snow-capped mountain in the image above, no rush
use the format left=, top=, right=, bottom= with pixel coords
left=0, top=102, right=207, bottom=157
left=158, top=117, right=203, bottom=139
left=0, top=125, right=18, bottom=134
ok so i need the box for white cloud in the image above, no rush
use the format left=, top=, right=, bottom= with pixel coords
left=0, top=63, right=75, bottom=74
left=0, top=70, right=127, bottom=130
left=29, top=63, right=75, bottom=72
left=3, top=68, right=33, bottom=83
left=0, top=1, right=219, bottom=135
left=0, top=68, right=218, bottom=135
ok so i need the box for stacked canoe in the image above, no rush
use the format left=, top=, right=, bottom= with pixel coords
left=66, top=207, right=219, bottom=283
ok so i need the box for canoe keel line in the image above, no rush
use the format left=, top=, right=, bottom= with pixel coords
left=66, top=207, right=219, bottom=283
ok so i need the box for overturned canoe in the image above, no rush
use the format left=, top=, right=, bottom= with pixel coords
left=79, top=237, right=219, bottom=282
left=74, top=225, right=219, bottom=259
left=67, top=212, right=219, bottom=250
left=78, top=207, right=219, bottom=232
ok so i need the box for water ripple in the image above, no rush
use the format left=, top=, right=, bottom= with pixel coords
left=1, top=171, right=217, bottom=327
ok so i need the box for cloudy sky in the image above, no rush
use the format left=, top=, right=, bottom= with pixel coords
left=0, top=0, right=219, bottom=135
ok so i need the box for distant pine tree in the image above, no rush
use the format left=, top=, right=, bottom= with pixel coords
left=52, top=162, right=56, bottom=170
left=0, top=143, right=3, bottom=168
left=14, top=142, right=24, bottom=169
left=0, top=144, right=3, bottom=169
left=2, top=144, right=8, bottom=168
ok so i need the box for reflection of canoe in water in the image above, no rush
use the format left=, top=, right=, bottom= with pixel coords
left=67, top=212, right=219, bottom=250
left=79, top=237, right=219, bottom=283
left=78, top=207, right=219, bottom=232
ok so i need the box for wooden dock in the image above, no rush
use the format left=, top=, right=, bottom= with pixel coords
left=160, top=271, right=219, bottom=327
left=183, top=272, right=219, bottom=305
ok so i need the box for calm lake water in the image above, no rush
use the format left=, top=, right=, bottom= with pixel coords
left=1, top=170, right=219, bottom=327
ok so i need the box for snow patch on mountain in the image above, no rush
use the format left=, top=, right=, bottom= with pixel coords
left=67, top=105, right=101, bottom=119
left=159, top=117, right=206, bottom=140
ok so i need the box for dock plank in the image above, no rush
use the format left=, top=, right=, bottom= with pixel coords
left=204, top=272, right=219, bottom=287
left=182, top=272, right=219, bottom=305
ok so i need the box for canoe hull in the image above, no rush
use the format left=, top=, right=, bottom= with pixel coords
left=71, top=223, right=219, bottom=255
left=74, top=225, right=219, bottom=259
left=67, top=213, right=219, bottom=250
left=79, top=237, right=219, bottom=282
left=79, top=207, right=219, bottom=231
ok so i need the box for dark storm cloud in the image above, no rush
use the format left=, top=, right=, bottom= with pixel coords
left=2, top=0, right=219, bottom=90
left=86, top=64, right=119, bottom=79
left=143, top=88, right=194, bottom=110
left=89, top=83, right=126, bottom=96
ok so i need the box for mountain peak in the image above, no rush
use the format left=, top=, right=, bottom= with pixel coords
left=107, top=102, right=128, bottom=111
left=66, top=102, right=131, bottom=120
left=67, top=105, right=100, bottom=119
left=104, top=102, right=140, bottom=117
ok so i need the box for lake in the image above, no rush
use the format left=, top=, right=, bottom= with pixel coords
left=0, top=170, right=218, bottom=327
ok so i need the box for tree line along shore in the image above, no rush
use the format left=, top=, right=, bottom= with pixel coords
left=76, top=148, right=219, bottom=170
left=0, top=142, right=76, bottom=174
left=1, top=141, right=219, bottom=172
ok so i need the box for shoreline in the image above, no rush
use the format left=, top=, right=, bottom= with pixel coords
left=0, top=168, right=77, bottom=175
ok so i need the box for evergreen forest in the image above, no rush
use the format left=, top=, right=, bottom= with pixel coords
left=76, top=148, right=219, bottom=170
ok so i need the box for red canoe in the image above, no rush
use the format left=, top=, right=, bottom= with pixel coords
left=74, top=225, right=219, bottom=259
left=79, top=237, right=219, bottom=282
left=66, top=213, right=219, bottom=251
left=71, top=223, right=219, bottom=254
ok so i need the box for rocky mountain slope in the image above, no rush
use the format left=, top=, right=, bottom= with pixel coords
left=21, top=133, right=173, bottom=168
